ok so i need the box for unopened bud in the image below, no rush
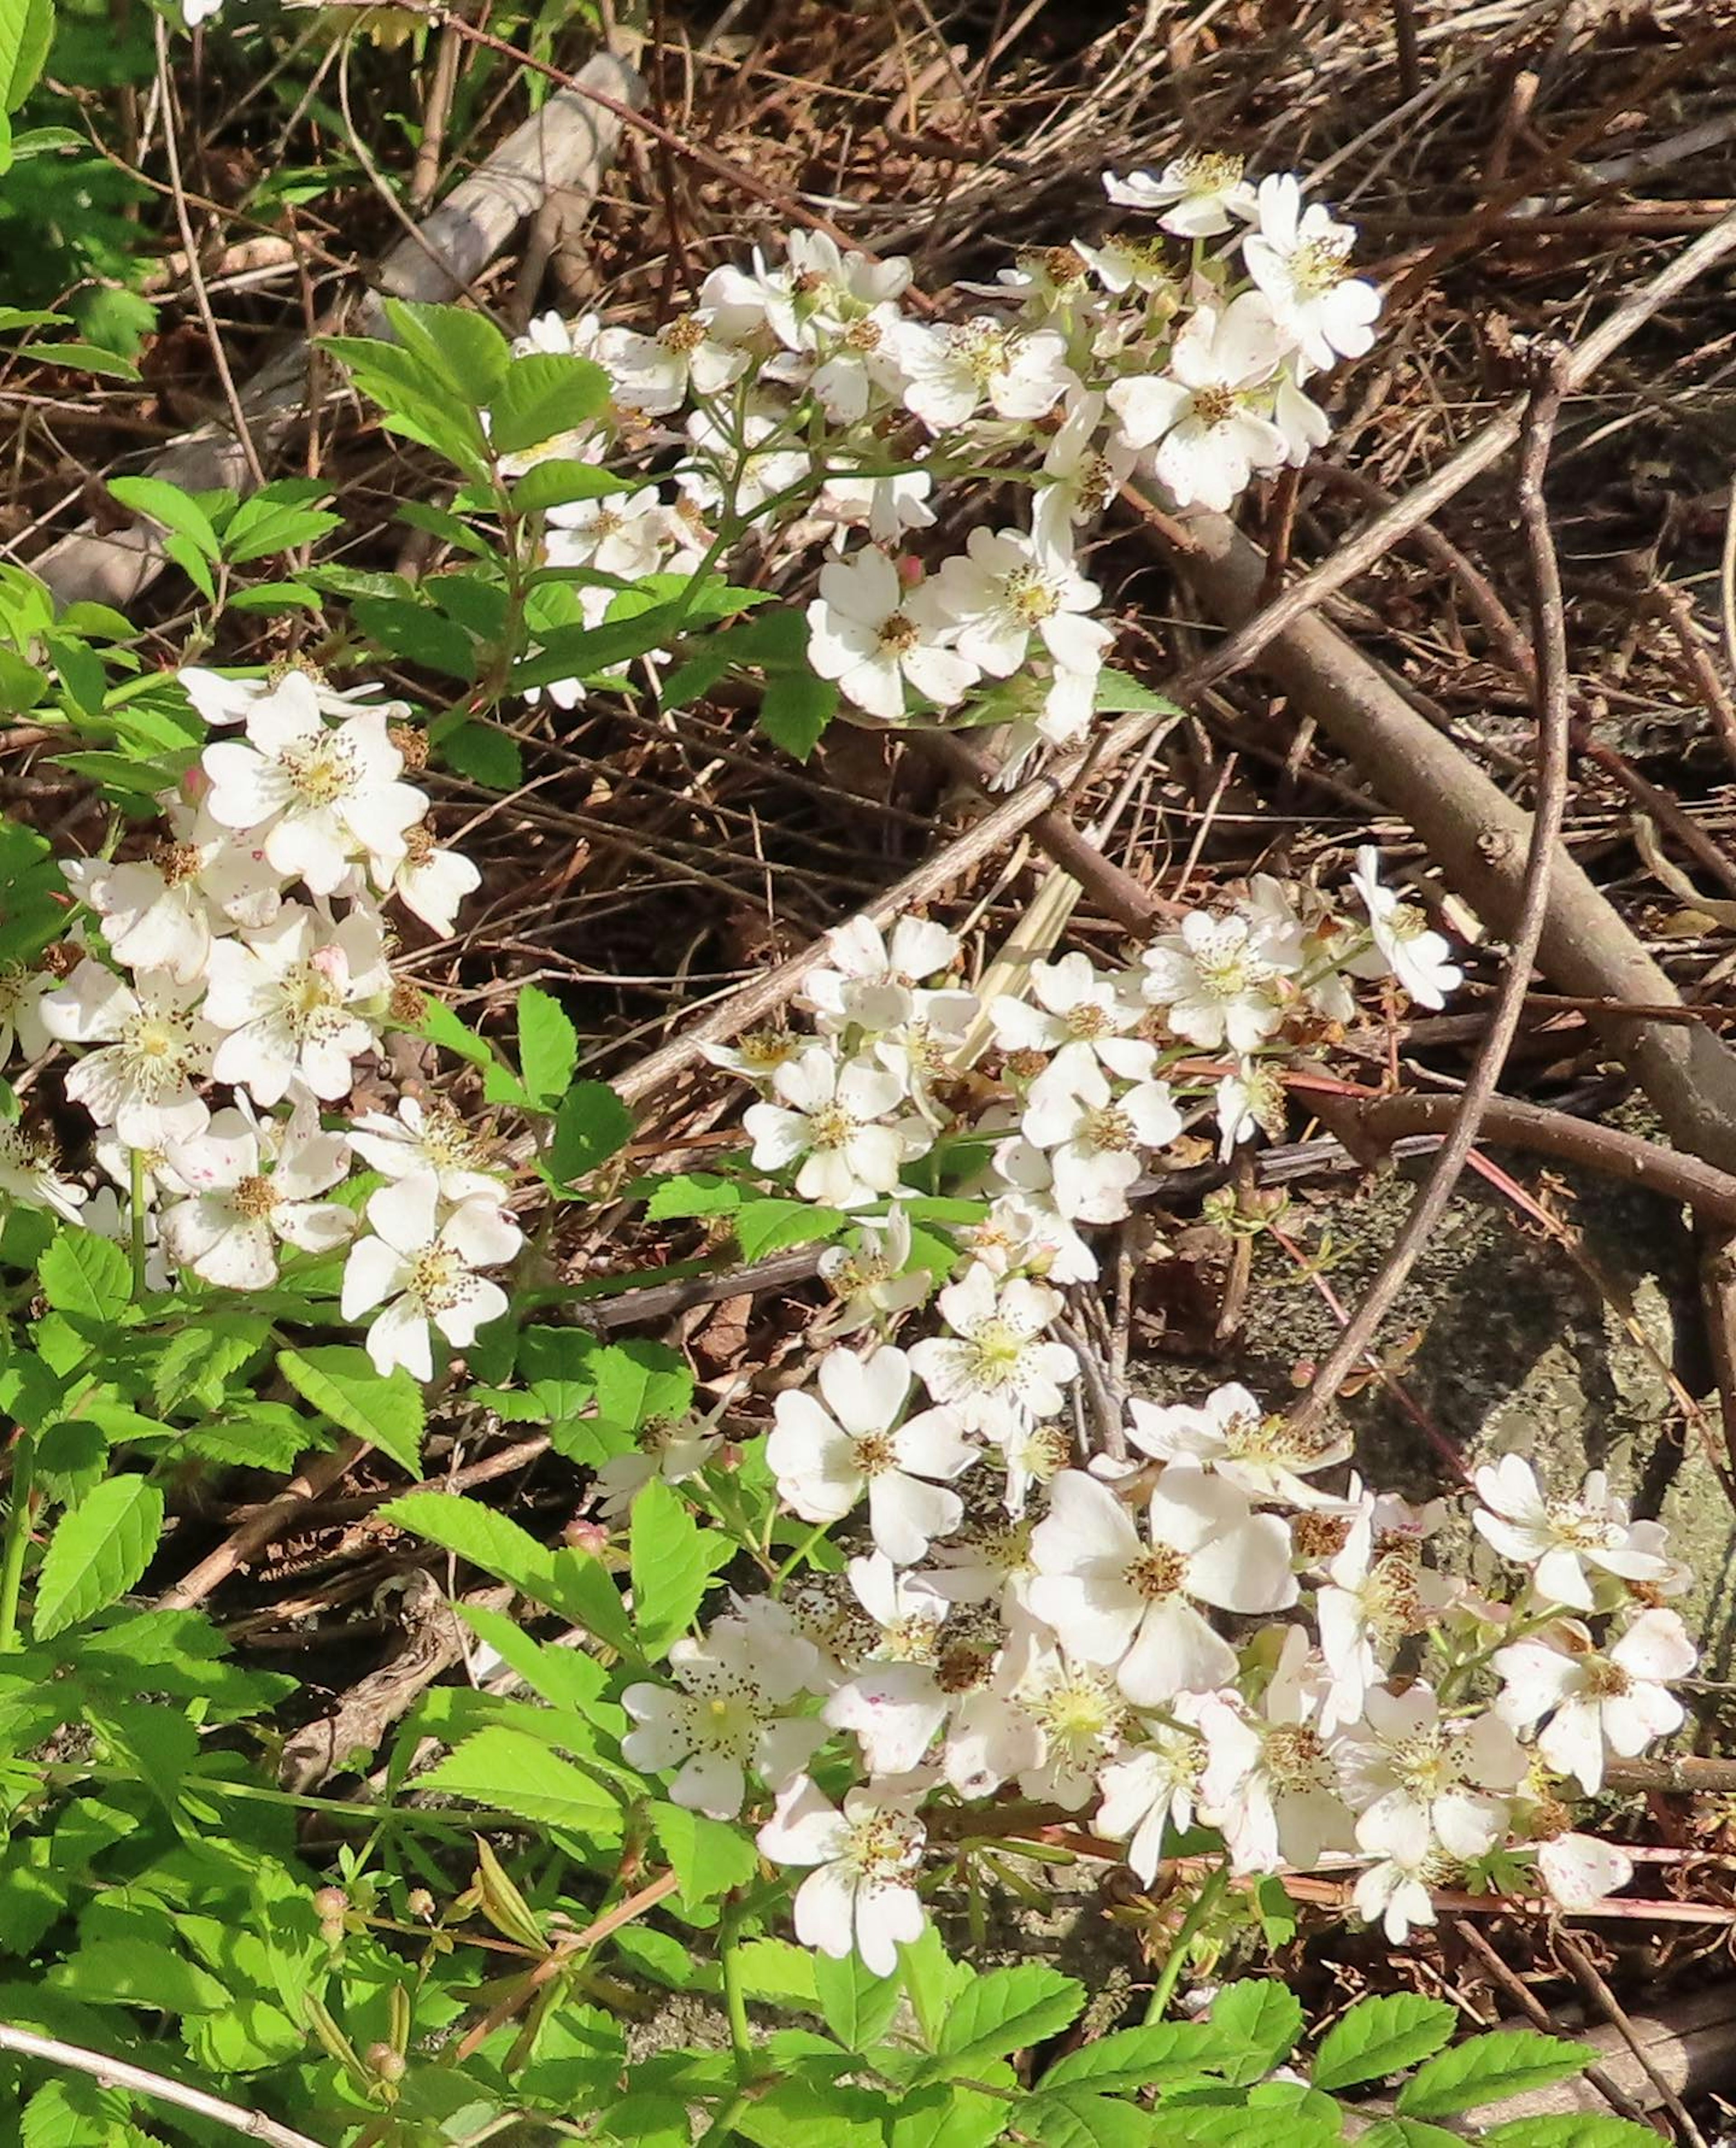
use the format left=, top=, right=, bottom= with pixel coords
left=406, top=1889, right=435, bottom=1920
left=564, top=1517, right=609, bottom=1555
left=366, top=2044, right=407, bottom=2084
left=312, top=1886, right=348, bottom=1919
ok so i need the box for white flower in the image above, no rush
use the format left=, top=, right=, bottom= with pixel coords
left=743, top=1046, right=928, bottom=1210
left=1125, top=1381, right=1352, bottom=1508
left=69, top=846, right=248, bottom=987
left=200, top=676, right=425, bottom=895
left=892, top=318, right=1073, bottom=433
left=923, top=1515, right=1039, bottom=1622
left=1107, top=298, right=1287, bottom=512
left=178, top=663, right=402, bottom=730
left=1035, top=391, right=1138, bottom=558
left=908, top=1266, right=1077, bottom=1434
left=1104, top=153, right=1257, bottom=236
left=595, top=1416, right=723, bottom=1524
left=990, top=952, right=1151, bottom=1079
left=385, top=824, right=482, bottom=937
left=162, top=1099, right=354, bottom=1289
left=204, top=904, right=390, bottom=1107
left=340, top=1174, right=521, bottom=1380
left=817, top=1206, right=930, bottom=1337
left=544, top=486, right=675, bottom=581
left=41, top=961, right=214, bottom=1149
left=0, top=1124, right=87, bottom=1224
left=804, top=549, right=978, bottom=721
left=1139, top=910, right=1286, bottom=1053
left=0, top=962, right=55, bottom=1068
left=1349, top=848, right=1462, bottom=1010
left=933, top=527, right=1109, bottom=682
left=595, top=315, right=750, bottom=415
left=1338, top=1684, right=1525, bottom=1865
left=679, top=405, right=809, bottom=519
left=344, top=1095, right=509, bottom=1207
left=1354, top=1847, right=1438, bottom=1943
left=1029, top=1465, right=1296, bottom=1704
left=1471, top=1455, right=1673, bottom=1611
left=1196, top=1631, right=1352, bottom=1870
left=1242, top=174, right=1381, bottom=374
left=1018, top=1058, right=1181, bottom=1224
left=778, top=229, right=913, bottom=344
left=621, top=1614, right=821, bottom=1819
left=956, top=1190, right=1098, bottom=1288
left=767, top=1342, right=976, bottom=1566
left=1095, top=1709, right=1208, bottom=1884
left=814, top=466, right=936, bottom=546
left=1315, top=1517, right=1450, bottom=1732
left=999, top=1628, right=1131, bottom=1807
left=756, top=1776, right=927, bottom=1976
left=1214, top=1061, right=1286, bottom=1162
left=1494, top=1611, right=1695, bottom=1794
left=802, top=914, right=971, bottom=1036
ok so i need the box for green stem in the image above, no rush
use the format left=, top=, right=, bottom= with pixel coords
left=0, top=1425, right=37, bottom=1653
left=127, top=1149, right=148, bottom=1300
left=719, top=1906, right=754, bottom=2086
left=695, top=2092, right=750, bottom=2148
left=1144, top=1863, right=1230, bottom=2023
left=771, top=1517, right=834, bottom=1595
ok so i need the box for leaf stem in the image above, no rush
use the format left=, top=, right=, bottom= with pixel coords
left=1145, top=1862, right=1230, bottom=2023
left=0, top=1426, right=35, bottom=1653
left=128, top=1149, right=148, bottom=1300
left=719, top=1902, right=754, bottom=2085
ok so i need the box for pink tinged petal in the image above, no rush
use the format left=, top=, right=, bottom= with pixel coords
left=1118, top=1598, right=1238, bottom=1704
left=433, top=1276, right=508, bottom=1349
left=824, top=1663, right=946, bottom=1774
left=1538, top=1699, right=1608, bottom=1794
left=1613, top=1610, right=1697, bottom=1682
left=1538, top=1833, right=1632, bottom=1910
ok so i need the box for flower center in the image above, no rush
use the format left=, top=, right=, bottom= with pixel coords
left=403, top=825, right=434, bottom=867
left=843, top=317, right=883, bottom=352
left=407, top=1244, right=472, bottom=1315
left=882, top=1612, right=942, bottom=1663
left=1004, top=565, right=1061, bottom=626
left=1024, top=1663, right=1126, bottom=1757
left=738, top=1029, right=798, bottom=1072
left=661, top=315, right=709, bottom=353
left=960, top=1318, right=1029, bottom=1391
left=233, top=1174, right=278, bottom=1219
left=1080, top=1103, right=1136, bottom=1154
left=1292, top=237, right=1353, bottom=296
left=1264, top=1724, right=1330, bottom=1793
left=1388, top=1727, right=1463, bottom=1801
left=1190, top=384, right=1238, bottom=428
left=1066, top=1002, right=1111, bottom=1040
left=949, top=321, right=1011, bottom=387
left=877, top=612, right=920, bottom=657
left=1582, top=1658, right=1633, bottom=1700
left=1125, top=1544, right=1186, bottom=1602
left=1175, top=149, right=1245, bottom=196
left=279, top=733, right=359, bottom=809
left=151, top=840, right=204, bottom=887
left=121, top=1010, right=198, bottom=1095
left=1546, top=1500, right=1623, bottom=1553
left=281, top=961, right=345, bottom=1039
left=807, top=1103, right=860, bottom=1153
left=840, top=1807, right=923, bottom=1883
left=851, top=1431, right=898, bottom=1478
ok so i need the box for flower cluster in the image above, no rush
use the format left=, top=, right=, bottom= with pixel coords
left=497, top=161, right=1379, bottom=773
left=4, top=664, right=518, bottom=1380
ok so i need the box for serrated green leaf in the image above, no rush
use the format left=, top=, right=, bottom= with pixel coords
left=1484, top=2120, right=1667, bottom=2148
left=1042, top=2020, right=1234, bottom=2093
left=518, top=984, right=578, bottom=1108
left=442, top=719, right=522, bottom=790
left=1398, top=2034, right=1589, bottom=2120
left=33, top=1476, right=163, bottom=1640
left=420, top=1727, right=620, bottom=1841
left=1356, top=2122, right=1467, bottom=2148
left=277, top=1345, right=424, bottom=1475
left=1094, top=669, right=1177, bottom=715
left=548, top=1080, right=632, bottom=1186
left=654, top=1802, right=757, bottom=1907
left=487, top=351, right=611, bottom=456
left=732, top=1937, right=821, bottom=2009
left=512, top=460, right=627, bottom=513
left=384, top=299, right=511, bottom=405
left=759, top=668, right=836, bottom=761
left=1208, top=1978, right=1304, bottom=2084
left=733, top=1197, right=848, bottom=1261
left=644, top=1173, right=740, bottom=1222
left=629, top=1479, right=732, bottom=1658
left=593, top=1339, right=693, bottom=1433
left=22, top=2075, right=130, bottom=2148
left=416, top=996, right=495, bottom=1069
left=152, top=1314, right=271, bottom=1411
left=732, top=2082, right=886, bottom=2148
left=1021, top=2089, right=1162, bottom=2148
left=108, top=477, right=220, bottom=559
left=1313, top=1993, right=1459, bottom=2091
left=887, top=2085, right=1010, bottom=2148
left=379, top=1492, right=556, bottom=1599
left=931, top=1964, right=1085, bottom=2073
left=37, top=1230, right=130, bottom=1324
left=813, top=1948, right=901, bottom=2051
left=48, top=1935, right=228, bottom=2013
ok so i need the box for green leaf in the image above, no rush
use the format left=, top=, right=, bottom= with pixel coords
left=351, top=595, right=476, bottom=680
left=1094, top=669, right=1178, bottom=716
left=33, top=1476, right=163, bottom=1640
left=732, top=1938, right=821, bottom=2009
left=441, top=718, right=522, bottom=789
left=548, top=1081, right=633, bottom=1187
left=1208, top=1978, right=1304, bottom=2084
left=887, top=2086, right=1010, bottom=2148
left=644, top=1173, right=740, bottom=1222
left=37, top=1230, right=130, bottom=1324
left=416, top=996, right=496, bottom=1069
left=0, top=0, right=53, bottom=122
left=518, top=984, right=578, bottom=1108
left=813, top=1949, right=901, bottom=2051
left=277, top=1345, right=424, bottom=1475
left=932, top=1964, right=1085, bottom=2073
left=49, top=1935, right=228, bottom=2013
left=152, top=1314, right=270, bottom=1412
left=1313, top=1993, right=1459, bottom=2091
left=221, top=492, right=342, bottom=563
left=487, top=352, right=612, bottom=456
left=1357, top=2124, right=1468, bottom=2148
left=385, top=299, right=512, bottom=405
left=629, top=1479, right=732, bottom=1658
left=22, top=2076, right=130, bottom=2148
left=733, top=1197, right=848, bottom=1261
left=1020, top=2090, right=1162, bottom=2148
left=1042, top=2021, right=1234, bottom=2093
left=379, top=1492, right=556, bottom=1600
left=732, top=2082, right=886, bottom=2148
left=592, top=1339, right=693, bottom=1433
left=107, top=477, right=221, bottom=560
left=759, top=669, right=836, bottom=761
left=654, top=1802, right=756, bottom=1906
left=1398, top=2034, right=1590, bottom=2120
left=420, top=1727, right=620, bottom=1840
left=1484, top=2121, right=1668, bottom=2148
left=511, top=460, right=625, bottom=513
